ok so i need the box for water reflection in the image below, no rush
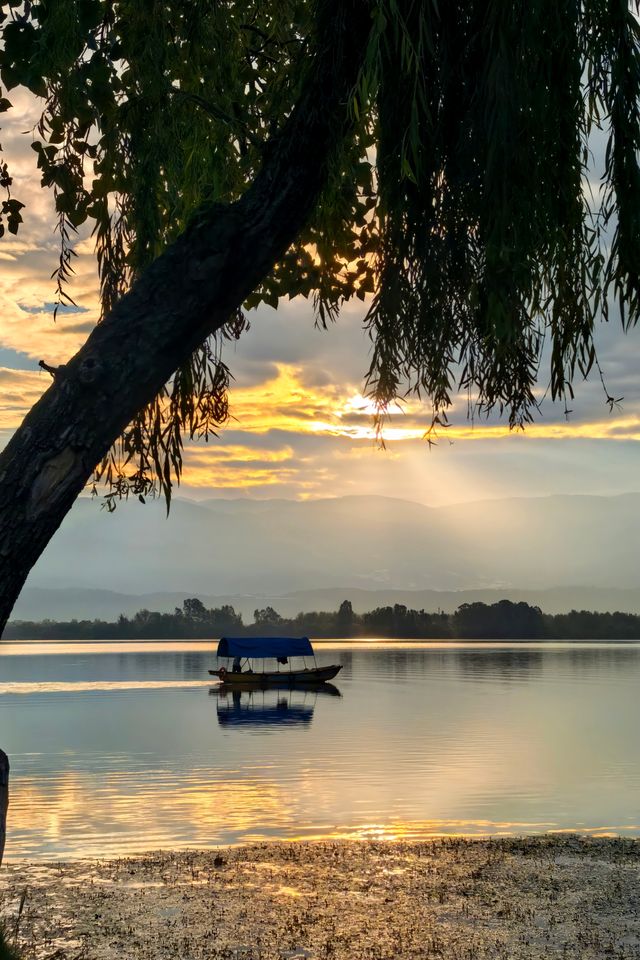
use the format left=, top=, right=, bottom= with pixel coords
left=0, top=641, right=639, bottom=858
left=213, top=683, right=341, bottom=730
left=215, top=688, right=314, bottom=729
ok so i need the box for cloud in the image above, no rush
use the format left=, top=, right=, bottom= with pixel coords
left=0, top=366, right=48, bottom=429
left=162, top=362, right=640, bottom=504
left=0, top=292, right=98, bottom=366
left=222, top=361, right=640, bottom=445
left=182, top=443, right=304, bottom=491
left=0, top=91, right=100, bottom=366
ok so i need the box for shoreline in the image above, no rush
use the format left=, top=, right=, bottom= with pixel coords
left=1, top=836, right=639, bottom=958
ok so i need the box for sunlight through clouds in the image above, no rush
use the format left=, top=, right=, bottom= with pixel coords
left=224, top=364, right=640, bottom=446
left=3, top=356, right=640, bottom=504
left=1, top=90, right=640, bottom=506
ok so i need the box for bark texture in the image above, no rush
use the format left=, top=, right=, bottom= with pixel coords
left=0, top=0, right=372, bottom=634
left=0, top=750, right=7, bottom=866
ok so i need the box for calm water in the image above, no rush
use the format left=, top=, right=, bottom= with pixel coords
left=0, top=640, right=639, bottom=859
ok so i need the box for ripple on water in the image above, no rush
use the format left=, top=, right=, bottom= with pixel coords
left=1, top=640, right=639, bottom=858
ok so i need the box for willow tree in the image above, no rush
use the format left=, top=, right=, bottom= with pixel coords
left=0, top=0, right=638, bottom=634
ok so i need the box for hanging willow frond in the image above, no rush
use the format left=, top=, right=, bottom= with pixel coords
left=92, top=313, right=247, bottom=511
left=365, top=0, right=640, bottom=431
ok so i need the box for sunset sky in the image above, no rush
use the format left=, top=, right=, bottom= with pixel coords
left=2, top=87, right=640, bottom=508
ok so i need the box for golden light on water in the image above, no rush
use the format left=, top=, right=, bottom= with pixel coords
left=6, top=770, right=291, bottom=859
left=4, top=712, right=540, bottom=858
left=0, top=680, right=212, bottom=695
left=7, top=768, right=612, bottom=862
left=0, top=641, right=216, bottom=657
left=9, top=761, right=628, bottom=860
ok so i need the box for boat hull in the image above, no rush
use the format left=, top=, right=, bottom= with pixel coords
left=212, top=680, right=341, bottom=697
left=208, top=664, right=342, bottom=686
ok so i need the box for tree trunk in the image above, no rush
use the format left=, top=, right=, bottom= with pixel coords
left=0, top=0, right=372, bottom=635
left=0, top=750, right=7, bottom=866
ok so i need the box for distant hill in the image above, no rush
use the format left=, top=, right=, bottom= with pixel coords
left=11, top=492, right=640, bottom=621
left=11, top=584, right=640, bottom=623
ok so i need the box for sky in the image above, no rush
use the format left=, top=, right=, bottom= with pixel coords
left=2, top=88, right=640, bottom=509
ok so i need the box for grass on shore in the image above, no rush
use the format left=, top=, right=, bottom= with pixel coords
left=1, top=837, right=639, bottom=959
left=0, top=926, right=20, bottom=960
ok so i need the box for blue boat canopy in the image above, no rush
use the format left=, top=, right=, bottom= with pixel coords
left=217, top=636, right=314, bottom=658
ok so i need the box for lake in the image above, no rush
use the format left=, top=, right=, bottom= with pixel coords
left=0, top=640, right=639, bottom=859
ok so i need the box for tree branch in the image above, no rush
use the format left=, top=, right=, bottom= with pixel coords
left=0, top=750, right=7, bottom=867
left=38, top=360, right=67, bottom=379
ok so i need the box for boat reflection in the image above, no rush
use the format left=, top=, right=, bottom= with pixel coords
left=212, top=682, right=341, bottom=730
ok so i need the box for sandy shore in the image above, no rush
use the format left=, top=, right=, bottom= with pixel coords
left=1, top=837, right=639, bottom=959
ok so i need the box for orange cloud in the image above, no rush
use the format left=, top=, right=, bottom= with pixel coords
left=182, top=443, right=306, bottom=490
left=0, top=367, right=48, bottom=430
left=0, top=295, right=97, bottom=366
left=225, top=365, right=640, bottom=444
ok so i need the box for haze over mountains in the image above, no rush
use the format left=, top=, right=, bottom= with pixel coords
left=11, top=492, right=640, bottom=621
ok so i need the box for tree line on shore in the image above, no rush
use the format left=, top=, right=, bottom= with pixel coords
left=4, top=598, right=640, bottom=641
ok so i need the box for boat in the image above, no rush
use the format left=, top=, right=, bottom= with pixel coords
left=211, top=680, right=342, bottom=697
left=208, top=636, right=342, bottom=686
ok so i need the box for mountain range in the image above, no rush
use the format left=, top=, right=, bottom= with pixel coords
left=10, top=492, right=640, bottom=621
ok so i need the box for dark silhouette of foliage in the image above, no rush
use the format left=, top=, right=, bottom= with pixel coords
left=6, top=598, right=640, bottom=641
left=0, top=928, right=20, bottom=960
left=252, top=607, right=285, bottom=634
left=547, top=608, right=640, bottom=640
left=337, top=599, right=355, bottom=631
left=361, top=603, right=452, bottom=638
left=453, top=600, right=546, bottom=640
